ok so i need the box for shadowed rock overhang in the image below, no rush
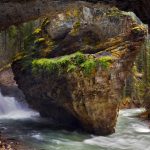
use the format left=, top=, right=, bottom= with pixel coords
left=0, top=0, right=150, bottom=30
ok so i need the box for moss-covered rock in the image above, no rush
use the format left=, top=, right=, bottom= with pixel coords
left=12, top=2, right=147, bottom=135
left=31, top=52, right=112, bottom=76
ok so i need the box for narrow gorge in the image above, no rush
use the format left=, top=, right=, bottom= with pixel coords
left=0, top=0, right=150, bottom=150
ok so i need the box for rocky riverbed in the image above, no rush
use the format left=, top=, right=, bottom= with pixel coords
left=0, top=136, right=24, bottom=150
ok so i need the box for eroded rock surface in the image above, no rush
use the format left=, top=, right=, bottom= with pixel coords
left=0, top=0, right=150, bottom=30
left=12, top=3, right=147, bottom=135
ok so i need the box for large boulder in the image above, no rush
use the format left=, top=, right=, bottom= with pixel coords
left=12, top=3, right=147, bottom=135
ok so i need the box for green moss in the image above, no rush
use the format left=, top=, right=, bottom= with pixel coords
left=33, top=28, right=42, bottom=35
left=67, top=64, right=77, bottom=72
left=32, top=52, right=85, bottom=75
left=34, top=38, right=45, bottom=44
left=71, top=51, right=86, bottom=65
left=106, top=7, right=124, bottom=17
left=32, top=52, right=112, bottom=76
left=81, top=59, right=97, bottom=75
left=70, top=21, right=81, bottom=36
left=98, top=56, right=112, bottom=69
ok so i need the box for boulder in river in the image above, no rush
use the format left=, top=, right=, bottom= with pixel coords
left=12, top=2, right=147, bottom=135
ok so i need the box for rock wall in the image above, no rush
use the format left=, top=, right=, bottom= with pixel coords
left=0, top=0, right=150, bottom=30
left=0, top=68, right=25, bottom=101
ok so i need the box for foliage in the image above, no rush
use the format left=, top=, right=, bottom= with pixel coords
left=67, top=64, right=77, bottom=72
left=81, top=59, right=97, bottom=74
left=32, top=52, right=84, bottom=75
left=98, top=56, right=112, bottom=69
left=32, top=52, right=112, bottom=76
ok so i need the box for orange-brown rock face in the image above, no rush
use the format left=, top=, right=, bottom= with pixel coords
left=12, top=3, right=147, bottom=135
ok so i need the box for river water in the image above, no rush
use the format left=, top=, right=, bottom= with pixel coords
left=0, top=92, right=150, bottom=150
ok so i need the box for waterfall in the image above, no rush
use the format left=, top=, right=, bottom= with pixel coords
left=0, top=90, right=39, bottom=119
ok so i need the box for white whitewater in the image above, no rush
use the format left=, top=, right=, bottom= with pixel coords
left=0, top=90, right=39, bottom=119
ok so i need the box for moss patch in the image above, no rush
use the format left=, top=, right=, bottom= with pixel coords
left=23, top=17, right=55, bottom=58
left=98, top=56, right=112, bottom=69
left=81, top=59, right=97, bottom=75
left=70, top=21, right=81, bottom=36
left=32, top=52, right=112, bottom=76
left=33, top=28, right=42, bottom=35
left=106, top=7, right=124, bottom=17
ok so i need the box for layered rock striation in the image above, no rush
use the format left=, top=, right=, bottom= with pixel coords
left=12, top=3, right=147, bottom=135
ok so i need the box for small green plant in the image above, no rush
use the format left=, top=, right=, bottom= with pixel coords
left=71, top=52, right=86, bottom=65
left=81, top=59, right=97, bottom=75
left=98, top=56, right=112, bottom=69
left=67, top=64, right=76, bottom=72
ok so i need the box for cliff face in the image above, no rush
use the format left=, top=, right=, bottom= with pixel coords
left=0, top=0, right=150, bottom=30
left=12, top=2, right=147, bottom=135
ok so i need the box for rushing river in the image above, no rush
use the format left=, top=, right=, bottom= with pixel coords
left=0, top=92, right=150, bottom=150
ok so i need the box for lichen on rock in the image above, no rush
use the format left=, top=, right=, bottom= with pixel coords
left=12, top=2, right=147, bottom=135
